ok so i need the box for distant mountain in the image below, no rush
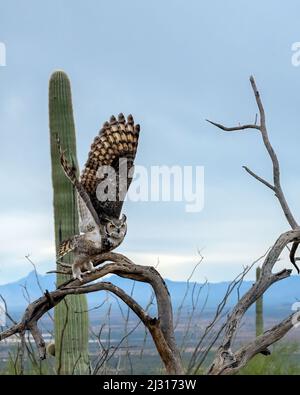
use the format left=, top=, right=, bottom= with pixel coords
left=0, top=271, right=299, bottom=319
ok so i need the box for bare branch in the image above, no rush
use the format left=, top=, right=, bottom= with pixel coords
left=57, top=299, right=69, bottom=375
left=207, top=76, right=298, bottom=230
left=210, top=311, right=299, bottom=375
left=27, top=322, right=46, bottom=360
left=249, top=76, right=298, bottom=229
left=242, top=166, right=275, bottom=191
left=0, top=254, right=183, bottom=375
left=206, top=119, right=260, bottom=131
left=187, top=258, right=257, bottom=374
left=207, top=226, right=300, bottom=374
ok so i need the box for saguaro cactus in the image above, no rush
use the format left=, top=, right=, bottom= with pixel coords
left=49, top=71, right=89, bottom=374
left=255, top=266, right=264, bottom=336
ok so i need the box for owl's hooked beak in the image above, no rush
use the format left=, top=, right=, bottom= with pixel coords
left=121, top=214, right=127, bottom=224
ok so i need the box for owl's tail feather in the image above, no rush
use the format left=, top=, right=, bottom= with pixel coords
left=58, top=238, right=76, bottom=258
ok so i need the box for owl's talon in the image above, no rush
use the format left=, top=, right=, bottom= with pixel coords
left=86, top=261, right=96, bottom=273
left=73, top=274, right=83, bottom=282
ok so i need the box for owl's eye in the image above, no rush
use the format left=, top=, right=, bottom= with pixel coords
left=107, top=222, right=115, bottom=233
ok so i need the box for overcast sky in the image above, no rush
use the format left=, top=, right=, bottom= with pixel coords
left=1, top=0, right=300, bottom=284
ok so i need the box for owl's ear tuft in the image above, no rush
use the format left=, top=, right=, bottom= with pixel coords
left=121, top=214, right=127, bottom=224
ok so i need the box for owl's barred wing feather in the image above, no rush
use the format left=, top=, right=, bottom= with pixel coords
left=80, top=113, right=140, bottom=219
left=57, top=136, right=101, bottom=231
left=77, top=195, right=97, bottom=233
left=58, top=236, right=79, bottom=258
left=57, top=113, right=140, bottom=226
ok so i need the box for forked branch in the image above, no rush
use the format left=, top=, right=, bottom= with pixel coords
left=207, top=75, right=298, bottom=230
left=0, top=252, right=183, bottom=375
left=207, top=76, right=300, bottom=375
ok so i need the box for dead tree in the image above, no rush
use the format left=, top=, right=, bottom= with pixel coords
left=0, top=76, right=299, bottom=375
left=206, top=76, right=300, bottom=374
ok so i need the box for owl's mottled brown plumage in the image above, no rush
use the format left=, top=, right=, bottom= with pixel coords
left=81, top=114, right=139, bottom=192
left=58, top=236, right=80, bottom=257
left=58, top=113, right=140, bottom=228
left=57, top=113, right=140, bottom=280
left=80, top=113, right=140, bottom=220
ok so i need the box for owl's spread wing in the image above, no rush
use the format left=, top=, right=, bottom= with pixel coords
left=57, top=137, right=101, bottom=230
left=80, top=113, right=140, bottom=220
left=77, top=195, right=98, bottom=233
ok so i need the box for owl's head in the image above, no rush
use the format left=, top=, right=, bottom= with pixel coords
left=104, top=214, right=127, bottom=240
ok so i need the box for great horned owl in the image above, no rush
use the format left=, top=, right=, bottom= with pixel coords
left=57, top=113, right=140, bottom=281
